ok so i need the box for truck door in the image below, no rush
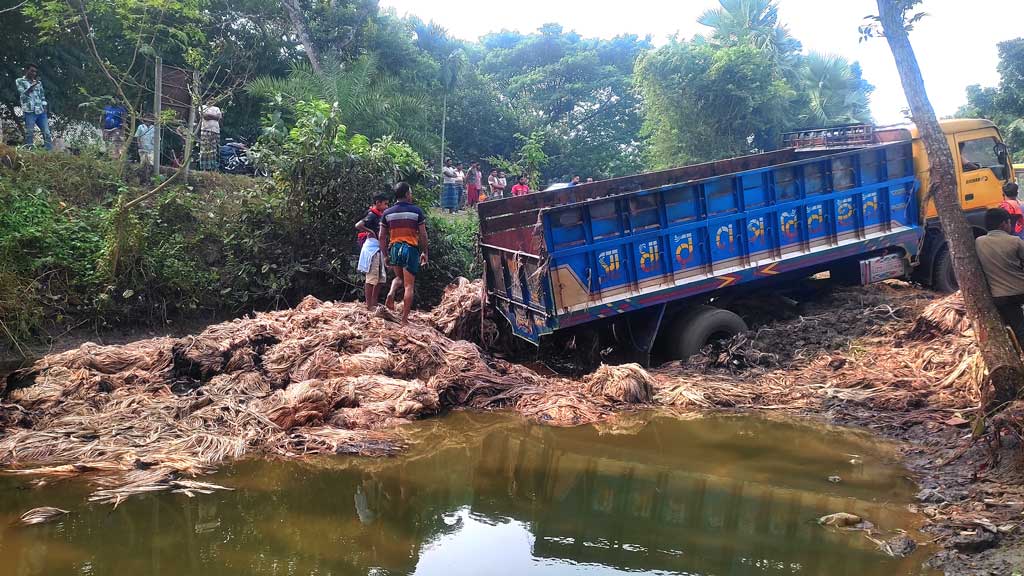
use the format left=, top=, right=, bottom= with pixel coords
left=954, top=131, right=1011, bottom=215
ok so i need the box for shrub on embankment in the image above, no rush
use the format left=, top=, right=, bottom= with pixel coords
left=0, top=126, right=479, bottom=348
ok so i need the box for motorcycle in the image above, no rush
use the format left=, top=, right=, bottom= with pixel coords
left=219, top=139, right=268, bottom=177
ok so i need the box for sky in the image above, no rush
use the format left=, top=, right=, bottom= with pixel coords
left=379, top=0, right=1024, bottom=125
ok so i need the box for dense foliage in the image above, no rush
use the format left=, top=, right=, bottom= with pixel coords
left=636, top=41, right=795, bottom=168
left=636, top=0, right=873, bottom=167
left=956, top=38, right=1024, bottom=162
left=7, top=0, right=877, bottom=180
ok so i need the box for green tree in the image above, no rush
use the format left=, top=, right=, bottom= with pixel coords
left=956, top=39, right=1024, bottom=161
left=635, top=40, right=794, bottom=167
left=697, top=0, right=802, bottom=73
left=441, top=66, right=523, bottom=164
left=247, top=55, right=436, bottom=155
left=795, top=52, right=873, bottom=126
left=479, top=25, right=649, bottom=180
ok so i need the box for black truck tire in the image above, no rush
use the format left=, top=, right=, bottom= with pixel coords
left=932, top=245, right=958, bottom=293
left=664, top=306, right=748, bottom=361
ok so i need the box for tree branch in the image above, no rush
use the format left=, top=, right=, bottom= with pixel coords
left=0, top=0, right=27, bottom=15
left=281, top=0, right=322, bottom=75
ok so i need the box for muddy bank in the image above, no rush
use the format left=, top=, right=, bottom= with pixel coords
left=0, top=279, right=1020, bottom=573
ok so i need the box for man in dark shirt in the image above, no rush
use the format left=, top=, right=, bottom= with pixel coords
left=379, top=182, right=428, bottom=325
left=976, top=207, right=1024, bottom=343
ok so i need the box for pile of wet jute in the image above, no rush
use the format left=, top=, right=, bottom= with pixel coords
left=652, top=285, right=982, bottom=426
left=0, top=280, right=653, bottom=504
left=0, top=280, right=980, bottom=504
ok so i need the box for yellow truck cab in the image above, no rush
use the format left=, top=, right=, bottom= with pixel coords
left=905, top=119, right=1016, bottom=291
left=789, top=119, right=1014, bottom=292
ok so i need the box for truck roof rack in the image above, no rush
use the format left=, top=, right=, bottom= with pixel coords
left=781, top=124, right=875, bottom=151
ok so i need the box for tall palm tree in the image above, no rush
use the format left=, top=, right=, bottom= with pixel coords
left=798, top=52, right=872, bottom=126
left=438, top=50, right=465, bottom=169
left=247, top=55, right=435, bottom=154
left=698, top=0, right=801, bottom=71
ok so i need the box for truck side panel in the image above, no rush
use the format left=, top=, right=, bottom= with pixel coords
left=484, top=142, right=923, bottom=344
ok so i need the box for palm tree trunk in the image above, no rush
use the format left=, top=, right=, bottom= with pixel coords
left=440, top=90, right=447, bottom=180
left=877, top=0, right=1023, bottom=412
left=282, top=0, right=322, bottom=75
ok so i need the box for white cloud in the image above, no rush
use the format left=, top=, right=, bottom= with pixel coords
left=381, top=0, right=1023, bottom=125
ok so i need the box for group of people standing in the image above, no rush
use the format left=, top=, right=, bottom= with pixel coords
left=441, top=159, right=492, bottom=212
left=15, top=62, right=222, bottom=173
left=99, top=103, right=156, bottom=168
left=440, top=158, right=540, bottom=213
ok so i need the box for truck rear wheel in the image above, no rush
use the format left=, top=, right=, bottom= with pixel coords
left=664, top=306, right=748, bottom=361
left=932, top=245, right=958, bottom=293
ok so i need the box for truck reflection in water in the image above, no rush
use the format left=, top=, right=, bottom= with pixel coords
left=0, top=413, right=932, bottom=576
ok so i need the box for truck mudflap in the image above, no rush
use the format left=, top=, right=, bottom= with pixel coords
left=482, top=244, right=553, bottom=343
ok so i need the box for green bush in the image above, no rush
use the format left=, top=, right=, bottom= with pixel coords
left=0, top=180, right=107, bottom=340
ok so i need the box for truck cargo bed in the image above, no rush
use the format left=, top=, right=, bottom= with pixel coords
left=480, top=142, right=922, bottom=344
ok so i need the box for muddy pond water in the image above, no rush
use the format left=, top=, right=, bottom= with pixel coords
left=0, top=412, right=938, bottom=576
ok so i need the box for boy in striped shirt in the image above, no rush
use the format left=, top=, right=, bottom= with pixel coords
left=379, top=182, right=428, bottom=324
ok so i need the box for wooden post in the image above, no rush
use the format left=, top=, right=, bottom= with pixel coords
left=152, top=57, right=162, bottom=176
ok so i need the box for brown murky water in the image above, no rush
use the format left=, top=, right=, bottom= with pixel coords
left=0, top=412, right=937, bottom=575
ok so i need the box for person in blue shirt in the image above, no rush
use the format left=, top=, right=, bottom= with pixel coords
left=134, top=119, right=156, bottom=166
left=15, top=63, right=52, bottom=151
left=100, top=102, right=126, bottom=159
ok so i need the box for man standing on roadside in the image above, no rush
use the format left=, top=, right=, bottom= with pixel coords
left=487, top=169, right=501, bottom=199
left=16, top=64, right=52, bottom=151
left=466, top=161, right=482, bottom=208
left=199, top=103, right=222, bottom=171
left=135, top=118, right=156, bottom=167
left=380, top=182, right=428, bottom=325
left=511, top=175, right=530, bottom=197
left=441, top=158, right=459, bottom=213
left=454, top=161, right=467, bottom=210
left=976, top=207, right=1024, bottom=343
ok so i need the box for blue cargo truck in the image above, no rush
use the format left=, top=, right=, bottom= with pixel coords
left=479, top=120, right=1016, bottom=364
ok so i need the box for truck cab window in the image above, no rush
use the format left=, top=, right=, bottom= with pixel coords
left=959, top=138, right=1005, bottom=178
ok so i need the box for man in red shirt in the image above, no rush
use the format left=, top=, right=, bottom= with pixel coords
left=510, top=176, right=530, bottom=197
left=999, top=182, right=1024, bottom=238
